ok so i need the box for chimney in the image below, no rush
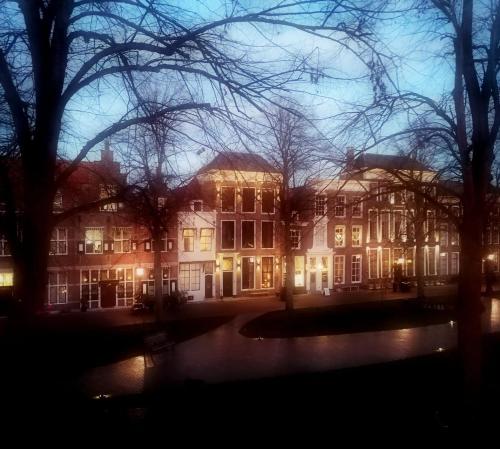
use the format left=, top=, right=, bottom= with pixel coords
left=101, top=139, right=113, bottom=162
left=346, top=146, right=355, bottom=167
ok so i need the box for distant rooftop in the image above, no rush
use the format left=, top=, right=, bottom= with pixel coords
left=198, top=151, right=277, bottom=174
left=353, top=153, right=430, bottom=172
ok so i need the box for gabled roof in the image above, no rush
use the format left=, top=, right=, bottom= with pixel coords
left=198, top=151, right=277, bottom=174
left=353, top=153, right=430, bottom=172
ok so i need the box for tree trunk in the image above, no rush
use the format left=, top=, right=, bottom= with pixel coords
left=457, top=211, right=484, bottom=409
left=281, top=180, right=294, bottom=311
left=17, top=196, right=52, bottom=316
left=152, top=228, right=164, bottom=322
left=285, top=247, right=295, bottom=311
left=414, top=197, right=425, bottom=299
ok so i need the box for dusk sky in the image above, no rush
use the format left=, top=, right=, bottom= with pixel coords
left=59, top=1, right=454, bottom=176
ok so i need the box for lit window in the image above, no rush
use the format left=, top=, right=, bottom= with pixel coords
left=200, top=228, right=214, bottom=251
left=351, top=225, right=362, bottom=247
left=85, top=228, right=103, bottom=254
left=183, top=228, right=195, bottom=252
left=261, top=257, right=274, bottom=288
left=0, top=271, right=13, bottom=286
left=335, top=225, right=345, bottom=247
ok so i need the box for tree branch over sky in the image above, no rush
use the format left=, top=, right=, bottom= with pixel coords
left=0, top=0, right=388, bottom=314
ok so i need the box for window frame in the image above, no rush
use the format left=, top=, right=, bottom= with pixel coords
left=221, top=220, right=236, bottom=250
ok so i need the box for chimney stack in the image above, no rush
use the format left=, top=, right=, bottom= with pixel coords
left=101, top=139, right=113, bottom=162
left=346, top=146, right=355, bottom=167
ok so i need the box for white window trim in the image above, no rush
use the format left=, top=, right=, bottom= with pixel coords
left=351, top=225, right=362, bottom=247
left=334, top=255, right=345, bottom=285
left=380, top=209, right=390, bottom=241
left=182, top=228, right=196, bottom=252
left=261, top=189, right=275, bottom=214
left=368, top=209, right=378, bottom=243
left=260, top=255, right=274, bottom=289
left=221, top=186, right=236, bottom=213
left=0, top=235, right=9, bottom=257
left=352, top=196, right=362, bottom=218
left=367, top=247, right=379, bottom=279
left=261, top=220, right=275, bottom=249
left=451, top=252, right=460, bottom=275
left=241, top=220, right=256, bottom=249
left=241, top=256, right=256, bottom=290
left=200, top=228, right=214, bottom=252
left=351, top=254, right=362, bottom=284
left=382, top=247, right=391, bottom=278
left=335, top=195, right=346, bottom=218
left=440, top=252, right=448, bottom=276
left=113, top=227, right=132, bottom=254
left=49, top=227, right=68, bottom=255
left=221, top=220, right=236, bottom=250
left=241, top=187, right=256, bottom=213
left=334, top=225, right=346, bottom=248
left=48, top=271, right=68, bottom=305
left=84, top=227, right=104, bottom=254
left=290, top=229, right=301, bottom=250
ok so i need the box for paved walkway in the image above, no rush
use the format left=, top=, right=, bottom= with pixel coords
left=76, top=286, right=500, bottom=399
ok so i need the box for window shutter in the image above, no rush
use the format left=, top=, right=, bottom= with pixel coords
left=78, top=241, right=84, bottom=254
left=144, top=240, right=152, bottom=251
left=131, top=240, right=138, bottom=251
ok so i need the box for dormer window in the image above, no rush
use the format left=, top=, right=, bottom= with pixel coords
left=99, top=184, right=120, bottom=211
left=53, top=190, right=63, bottom=210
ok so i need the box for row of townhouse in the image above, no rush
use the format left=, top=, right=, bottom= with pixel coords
left=1, top=149, right=499, bottom=310
left=0, top=149, right=285, bottom=309
left=288, top=154, right=500, bottom=293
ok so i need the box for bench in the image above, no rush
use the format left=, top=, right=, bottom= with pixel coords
left=144, top=331, right=175, bottom=353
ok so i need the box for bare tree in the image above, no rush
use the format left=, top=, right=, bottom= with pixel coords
left=261, top=103, right=324, bottom=310
left=342, top=0, right=500, bottom=409
left=0, top=0, right=384, bottom=315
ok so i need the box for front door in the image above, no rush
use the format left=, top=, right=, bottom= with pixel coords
left=310, top=272, right=316, bottom=292
left=100, top=283, right=116, bottom=308
left=223, top=272, right=233, bottom=297
left=205, top=274, right=213, bottom=299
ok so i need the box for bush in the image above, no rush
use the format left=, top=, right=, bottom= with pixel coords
left=163, top=291, right=188, bottom=308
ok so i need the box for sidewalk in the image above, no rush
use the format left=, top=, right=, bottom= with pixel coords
left=77, top=285, right=500, bottom=401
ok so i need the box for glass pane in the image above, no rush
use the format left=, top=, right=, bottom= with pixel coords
left=222, top=258, right=233, bottom=271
